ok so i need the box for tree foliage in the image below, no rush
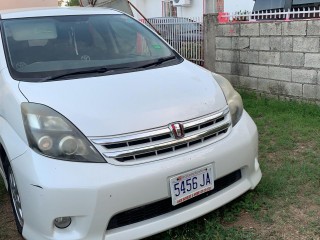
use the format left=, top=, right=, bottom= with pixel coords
left=67, top=0, right=80, bottom=6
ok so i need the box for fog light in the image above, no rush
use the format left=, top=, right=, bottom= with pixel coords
left=54, top=217, right=71, bottom=229
left=37, top=136, right=53, bottom=151
left=59, top=136, right=78, bottom=155
left=254, top=158, right=260, bottom=171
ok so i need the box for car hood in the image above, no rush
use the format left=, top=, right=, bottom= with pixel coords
left=19, top=61, right=227, bottom=137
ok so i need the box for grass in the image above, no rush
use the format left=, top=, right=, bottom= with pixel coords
left=1, top=91, right=319, bottom=240
left=145, top=91, right=320, bottom=239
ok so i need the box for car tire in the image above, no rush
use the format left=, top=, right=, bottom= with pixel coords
left=5, top=158, right=24, bottom=235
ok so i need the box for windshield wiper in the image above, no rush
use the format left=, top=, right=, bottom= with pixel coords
left=41, top=66, right=132, bottom=82
left=137, top=56, right=176, bottom=69
left=40, top=56, right=176, bottom=82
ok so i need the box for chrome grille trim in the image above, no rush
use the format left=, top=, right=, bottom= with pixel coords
left=183, top=110, right=225, bottom=129
left=104, top=122, right=230, bottom=159
left=90, top=107, right=231, bottom=162
left=91, top=109, right=227, bottom=145
left=91, top=128, right=171, bottom=145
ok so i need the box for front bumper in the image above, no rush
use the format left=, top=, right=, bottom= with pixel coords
left=11, top=111, right=261, bottom=240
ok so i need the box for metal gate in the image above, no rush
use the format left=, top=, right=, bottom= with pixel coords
left=142, top=17, right=204, bottom=66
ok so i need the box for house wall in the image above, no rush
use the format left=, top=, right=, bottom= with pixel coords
left=204, top=14, right=320, bottom=102
left=0, top=0, right=57, bottom=10
left=224, top=0, right=254, bottom=13
left=176, top=1, right=204, bottom=18
left=130, top=0, right=162, bottom=18
left=131, top=0, right=216, bottom=19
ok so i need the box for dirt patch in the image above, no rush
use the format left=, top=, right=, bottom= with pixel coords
left=224, top=211, right=261, bottom=230
left=292, top=141, right=317, bottom=157
left=0, top=192, right=24, bottom=240
left=225, top=201, right=320, bottom=240
left=266, top=152, right=278, bottom=162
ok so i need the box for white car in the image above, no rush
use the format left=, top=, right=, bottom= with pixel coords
left=0, top=7, right=261, bottom=240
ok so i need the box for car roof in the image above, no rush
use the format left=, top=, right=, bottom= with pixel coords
left=0, top=7, right=121, bottom=20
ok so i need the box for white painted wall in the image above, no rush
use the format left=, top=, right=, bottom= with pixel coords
left=130, top=0, right=162, bottom=18
left=224, top=0, right=254, bottom=13
left=177, top=1, right=204, bottom=18
left=0, top=0, right=57, bottom=10
left=130, top=0, right=213, bottom=19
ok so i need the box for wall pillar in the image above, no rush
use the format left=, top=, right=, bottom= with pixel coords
left=203, top=13, right=218, bottom=72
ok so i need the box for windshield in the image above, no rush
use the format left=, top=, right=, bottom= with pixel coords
left=1, top=14, right=181, bottom=82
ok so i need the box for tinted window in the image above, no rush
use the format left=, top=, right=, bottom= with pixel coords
left=2, top=14, right=179, bottom=81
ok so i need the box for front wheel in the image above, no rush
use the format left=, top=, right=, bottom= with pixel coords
left=7, top=164, right=24, bottom=234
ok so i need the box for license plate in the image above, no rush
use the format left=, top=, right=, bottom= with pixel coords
left=169, top=165, right=214, bottom=206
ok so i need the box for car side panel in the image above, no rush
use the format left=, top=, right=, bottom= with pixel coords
left=0, top=32, right=29, bottom=186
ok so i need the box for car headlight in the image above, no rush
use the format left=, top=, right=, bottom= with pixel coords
left=213, top=73, right=243, bottom=126
left=21, top=103, right=105, bottom=163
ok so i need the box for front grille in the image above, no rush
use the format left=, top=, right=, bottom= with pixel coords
left=91, top=107, right=231, bottom=162
left=107, top=169, right=242, bottom=230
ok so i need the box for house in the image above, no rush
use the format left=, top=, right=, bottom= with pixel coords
left=253, top=0, right=320, bottom=12
left=130, top=0, right=224, bottom=19
left=0, top=0, right=57, bottom=10
left=224, top=0, right=254, bottom=13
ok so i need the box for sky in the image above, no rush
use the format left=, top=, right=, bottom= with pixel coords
left=224, top=0, right=255, bottom=13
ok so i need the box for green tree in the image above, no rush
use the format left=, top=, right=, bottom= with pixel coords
left=67, top=0, right=80, bottom=6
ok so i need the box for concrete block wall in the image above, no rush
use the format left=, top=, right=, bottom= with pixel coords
left=204, top=14, right=320, bottom=102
